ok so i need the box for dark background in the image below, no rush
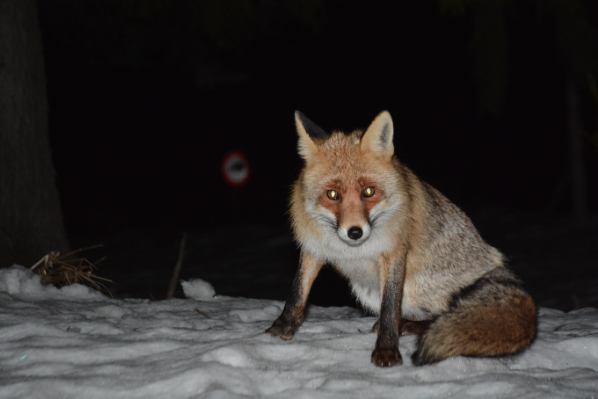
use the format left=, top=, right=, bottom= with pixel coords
left=37, top=1, right=598, bottom=310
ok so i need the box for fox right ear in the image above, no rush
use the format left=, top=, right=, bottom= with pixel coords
left=295, top=111, right=329, bottom=162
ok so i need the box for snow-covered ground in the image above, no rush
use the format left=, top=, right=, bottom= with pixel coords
left=1, top=265, right=597, bottom=399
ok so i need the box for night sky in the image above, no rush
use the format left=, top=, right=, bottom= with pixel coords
left=32, top=1, right=597, bottom=302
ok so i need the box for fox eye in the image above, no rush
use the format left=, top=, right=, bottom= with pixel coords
left=327, top=189, right=339, bottom=200
left=363, top=186, right=375, bottom=198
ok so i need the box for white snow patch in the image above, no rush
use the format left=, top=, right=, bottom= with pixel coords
left=0, top=265, right=597, bottom=399
left=181, top=278, right=216, bottom=300
left=0, top=265, right=105, bottom=301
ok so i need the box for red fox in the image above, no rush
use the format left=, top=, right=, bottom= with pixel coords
left=266, top=111, right=537, bottom=367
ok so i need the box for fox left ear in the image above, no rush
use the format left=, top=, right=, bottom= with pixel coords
left=361, top=111, right=394, bottom=160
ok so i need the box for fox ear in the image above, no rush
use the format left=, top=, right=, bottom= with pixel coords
left=295, top=111, right=329, bottom=162
left=361, top=111, right=394, bottom=160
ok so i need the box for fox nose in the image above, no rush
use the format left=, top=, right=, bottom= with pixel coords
left=347, top=226, right=363, bottom=240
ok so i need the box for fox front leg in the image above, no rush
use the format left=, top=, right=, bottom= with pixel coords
left=266, top=252, right=324, bottom=339
left=371, top=255, right=406, bottom=367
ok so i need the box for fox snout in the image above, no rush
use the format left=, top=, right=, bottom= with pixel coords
left=338, top=223, right=371, bottom=246
left=320, top=186, right=376, bottom=246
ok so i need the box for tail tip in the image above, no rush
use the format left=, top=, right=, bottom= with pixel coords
left=411, top=347, right=439, bottom=366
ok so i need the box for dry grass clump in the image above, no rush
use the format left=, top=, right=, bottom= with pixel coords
left=30, top=245, right=112, bottom=296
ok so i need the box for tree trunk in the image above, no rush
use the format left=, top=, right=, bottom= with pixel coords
left=0, top=0, right=69, bottom=267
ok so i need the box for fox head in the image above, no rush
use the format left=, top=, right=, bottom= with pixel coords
left=294, top=111, right=401, bottom=248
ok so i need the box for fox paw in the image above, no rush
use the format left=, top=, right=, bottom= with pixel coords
left=371, top=347, right=403, bottom=367
left=265, top=319, right=298, bottom=340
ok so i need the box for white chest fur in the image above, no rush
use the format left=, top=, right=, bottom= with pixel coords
left=302, top=227, right=387, bottom=314
left=301, top=228, right=425, bottom=318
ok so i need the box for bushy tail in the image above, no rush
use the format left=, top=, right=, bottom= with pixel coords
left=412, top=268, right=537, bottom=366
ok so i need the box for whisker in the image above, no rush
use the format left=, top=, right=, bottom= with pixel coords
left=313, top=214, right=337, bottom=229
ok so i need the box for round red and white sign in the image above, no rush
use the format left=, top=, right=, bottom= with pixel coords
left=221, top=151, right=250, bottom=187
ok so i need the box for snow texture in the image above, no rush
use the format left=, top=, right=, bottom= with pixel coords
left=1, top=265, right=597, bottom=399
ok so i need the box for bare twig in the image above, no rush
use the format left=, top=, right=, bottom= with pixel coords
left=195, top=308, right=211, bottom=319
left=166, top=232, right=187, bottom=299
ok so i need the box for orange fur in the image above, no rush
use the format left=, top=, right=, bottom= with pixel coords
left=267, top=111, right=537, bottom=367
